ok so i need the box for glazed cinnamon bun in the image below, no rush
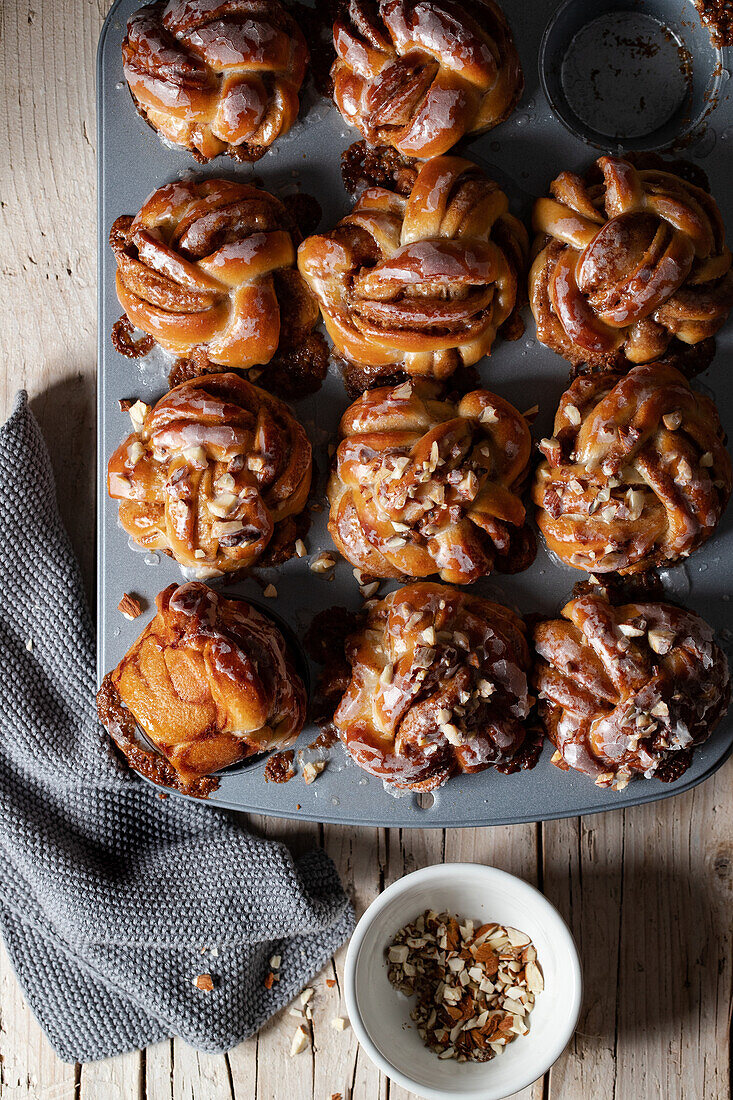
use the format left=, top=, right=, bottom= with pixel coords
left=533, top=586, right=730, bottom=789
left=298, top=155, right=527, bottom=387
left=328, top=379, right=534, bottom=582
left=122, top=0, right=308, bottom=161
left=532, top=363, right=731, bottom=574
left=97, top=582, right=307, bottom=796
left=108, top=373, right=312, bottom=577
left=110, top=179, right=320, bottom=379
left=331, top=0, right=523, bottom=158
left=333, top=582, right=533, bottom=790
left=530, top=154, right=733, bottom=371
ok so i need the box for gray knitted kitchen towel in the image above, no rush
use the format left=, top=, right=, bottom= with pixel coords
left=0, top=392, right=354, bottom=1063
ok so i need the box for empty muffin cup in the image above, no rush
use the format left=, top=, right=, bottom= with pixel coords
left=539, top=0, right=723, bottom=150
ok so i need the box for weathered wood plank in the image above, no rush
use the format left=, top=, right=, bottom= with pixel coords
left=0, top=0, right=100, bottom=598
left=542, top=810, right=624, bottom=1100
left=614, top=763, right=733, bottom=1100
left=79, top=1051, right=142, bottom=1100
left=0, top=945, right=77, bottom=1100
left=314, top=825, right=387, bottom=1100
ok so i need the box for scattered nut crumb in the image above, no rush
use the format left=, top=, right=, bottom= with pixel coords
left=290, top=1025, right=310, bottom=1056
left=295, top=538, right=307, bottom=557
left=25, top=638, right=33, bottom=651
left=331, top=1016, right=349, bottom=1031
left=128, top=399, right=149, bottom=431
left=270, top=954, right=282, bottom=970
left=192, top=974, right=214, bottom=992
left=117, top=592, right=142, bottom=620
left=303, top=761, right=326, bottom=784
left=310, top=552, right=336, bottom=574
left=326, top=978, right=337, bottom=988
left=264, top=972, right=275, bottom=990
left=300, top=987, right=314, bottom=1006
left=263, top=583, right=278, bottom=598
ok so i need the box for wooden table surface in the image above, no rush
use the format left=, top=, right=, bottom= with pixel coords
left=1, top=2, right=731, bottom=1098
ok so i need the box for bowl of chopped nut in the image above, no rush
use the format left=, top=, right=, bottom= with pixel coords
left=344, top=863, right=582, bottom=1100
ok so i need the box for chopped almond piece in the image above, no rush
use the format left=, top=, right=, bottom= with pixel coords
left=192, top=973, right=214, bottom=992
left=386, top=910, right=542, bottom=1063
left=118, top=593, right=142, bottom=620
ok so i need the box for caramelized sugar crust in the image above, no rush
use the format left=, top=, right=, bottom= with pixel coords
left=298, top=155, right=528, bottom=381
left=532, top=362, right=731, bottom=575
left=328, top=379, right=535, bottom=583
left=98, top=581, right=307, bottom=794
left=332, top=0, right=523, bottom=157
left=122, top=0, right=308, bottom=161
left=533, top=586, right=730, bottom=789
left=334, top=582, right=532, bottom=790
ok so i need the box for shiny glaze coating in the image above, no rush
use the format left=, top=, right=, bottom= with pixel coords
left=122, top=0, right=308, bottom=161
left=334, top=582, right=531, bottom=790
left=108, top=372, right=311, bottom=576
left=331, top=0, right=523, bottom=158
left=533, top=587, right=730, bottom=789
left=298, top=155, right=527, bottom=380
left=110, top=178, right=318, bottom=370
left=328, top=379, right=534, bottom=582
left=532, top=363, right=731, bottom=574
left=530, top=155, right=733, bottom=370
left=98, top=581, right=307, bottom=793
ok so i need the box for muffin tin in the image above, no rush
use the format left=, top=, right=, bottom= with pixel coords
left=97, top=0, right=733, bottom=827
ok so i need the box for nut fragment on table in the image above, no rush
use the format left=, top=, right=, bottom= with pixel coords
left=290, top=1024, right=310, bottom=1056
left=386, top=910, right=542, bottom=1062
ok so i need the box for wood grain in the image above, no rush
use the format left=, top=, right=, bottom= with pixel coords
left=0, top=1, right=731, bottom=1099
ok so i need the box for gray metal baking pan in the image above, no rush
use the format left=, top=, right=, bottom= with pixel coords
left=97, top=0, right=733, bottom=827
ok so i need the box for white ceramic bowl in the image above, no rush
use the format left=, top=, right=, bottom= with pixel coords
left=344, top=863, right=582, bottom=1100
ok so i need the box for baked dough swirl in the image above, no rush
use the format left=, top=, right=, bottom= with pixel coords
left=298, top=155, right=527, bottom=383
left=110, top=178, right=319, bottom=372
left=334, top=582, right=532, bottom=790
left=533, top=587, right=730, bottom=789
left=97, top=581, right=307, bottom=796
left=328, top=379, right=534, bottom=582
left=122, top=0, right=308, bottom=161
left=530, top=154, right=733, bottom=370
left=108, top=372, right=312, bottom=577
left=331, top=0, right=523, bottom=158
left=532, top=363, right=731, bottom=574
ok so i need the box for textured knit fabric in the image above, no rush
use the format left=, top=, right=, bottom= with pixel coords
left=0, top=392, right=354, bottom=1063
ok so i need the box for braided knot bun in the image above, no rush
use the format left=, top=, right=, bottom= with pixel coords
left=328, top=379, right=535, bottom=583
left=298, top=155, right=527, bottom=384
left=97, top=582, right=307, bottom=796
left=533, top=587, right=730, bottom=789
left=122, top=0, right=308, bottom=161
left=533, top=363, right=731, bottom=574
left=530, top=154, right=733, bottom=370
left=332, top=0, right=522, bottom=158
left=108, top=373, right=312, bottom=576
left=334, top=582, right=532, bottom=790
left=110, top=178, right=319, bottom=372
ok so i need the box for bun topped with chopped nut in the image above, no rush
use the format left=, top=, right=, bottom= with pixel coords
left=532, top=362, right=731, bottom=574
left=333, top=582, right=535, bottom=790
left=328, top=379, right=535, bottom=584
left=533, top=585, right=730, bottom=790
left=107, top=372, right=312, bottom=578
